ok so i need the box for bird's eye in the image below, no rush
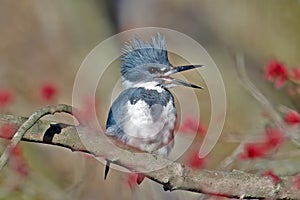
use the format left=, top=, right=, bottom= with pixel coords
left=148, top=67, right=159, bottom=74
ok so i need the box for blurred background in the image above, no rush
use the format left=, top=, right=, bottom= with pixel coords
left=0, top=0, right=300, bottom=199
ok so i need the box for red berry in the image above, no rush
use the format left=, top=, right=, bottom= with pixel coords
left=265, top=127, right=284, bottom=148
left=264, top=60, right=288, bottom=88
left=0, top=88, right=13, bottom=110
left=240, top=143, right=268, bottom=159
left=186, top=150, right=205, bottom=169
left=284, top=110, right=300, bottom=125
left=179, top=115, right=207, bottom=136
left=263, top=170, right=280, bottom=184
left=40, top=83, right=58, bottom=102
left=0, top=123, right=16, bottom=139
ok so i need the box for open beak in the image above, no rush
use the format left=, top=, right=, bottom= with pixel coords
left=161, top=65, right=203, bottom=89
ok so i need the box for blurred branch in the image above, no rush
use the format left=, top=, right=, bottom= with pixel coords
left=0, top=108, right=299, bottom=199
left=235, top=53, right=284, bottom=128
left=217, top=53, right=283, bottom=170
left=217, top=54, right=300, bottom=171
left=236, top=53, right=300, bottom=148
left=0, top=104, right=74, bottom=171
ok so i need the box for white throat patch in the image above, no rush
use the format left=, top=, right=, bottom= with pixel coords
left=122, top=80, right=163, bottom=93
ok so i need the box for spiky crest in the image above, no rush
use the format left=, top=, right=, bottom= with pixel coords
left=121, top=33, right=171, bottom=76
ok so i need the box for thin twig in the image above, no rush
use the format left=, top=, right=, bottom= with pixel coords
left=236, top=53, right=300, bottom=148
left=218, top=53, right=289, bottom=170
left=0, top=104, right=75, bottom=170
left=217, top=142, right=246, bottom=170
left=235, top=53, right=283, bottom=128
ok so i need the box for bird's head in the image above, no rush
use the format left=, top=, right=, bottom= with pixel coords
left=120, top=33, right=203, bottom=89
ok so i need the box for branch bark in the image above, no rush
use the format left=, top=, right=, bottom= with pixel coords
left=0, top=112, right=299, bottom=199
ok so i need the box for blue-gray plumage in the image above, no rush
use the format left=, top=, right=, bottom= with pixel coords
left=121, top=33, right=171, bottom=79
left=105, top=33, right=203, bottom=158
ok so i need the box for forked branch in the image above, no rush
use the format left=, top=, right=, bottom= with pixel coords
left=0, top=105, right=299, bottom=199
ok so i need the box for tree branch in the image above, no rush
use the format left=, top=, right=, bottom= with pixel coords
left=0, top=112, right=299, bottom=199
left=0, top=104, right=75, bottom=170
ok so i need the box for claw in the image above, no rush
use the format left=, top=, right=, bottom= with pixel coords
left=104, top=159, right=111, bottom=180
left=137, top=173, right=145, bottom=184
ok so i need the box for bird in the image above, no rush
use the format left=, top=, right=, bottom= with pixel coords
left=104, top=33, right=203, bottom=182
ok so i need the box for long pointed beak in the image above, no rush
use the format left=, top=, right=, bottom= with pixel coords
left=161, top=65, right=203, bottom=89
left=164, top=65, right=203, bottom=75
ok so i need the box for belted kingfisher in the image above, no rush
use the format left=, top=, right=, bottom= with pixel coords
left=106, top=33, right=202, bottom=159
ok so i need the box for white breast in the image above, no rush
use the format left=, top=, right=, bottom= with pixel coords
left=124, top=100, right=176, bottom=140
